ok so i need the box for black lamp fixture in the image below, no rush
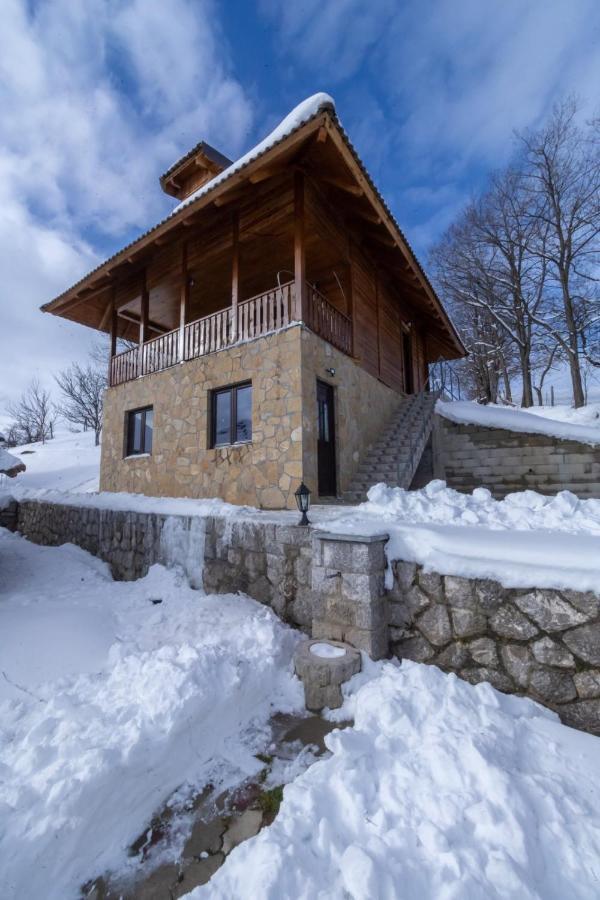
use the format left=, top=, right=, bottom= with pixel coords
left=294, top=482, right=311, bottom=526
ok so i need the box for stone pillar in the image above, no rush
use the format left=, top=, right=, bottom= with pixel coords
left=311, top=531, right=389, bottom=660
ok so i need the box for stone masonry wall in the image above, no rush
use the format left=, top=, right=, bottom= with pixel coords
left=101, top=326, right=304, bottom=510
left=436, top=416, right=600, bottom=498
left=16, top=500, right=313, bottom=631
left=12, top=498, right=600, bottom=735
left=389, top=560, right=600, bottom=735
left=299, top=328, right=403, bottom=496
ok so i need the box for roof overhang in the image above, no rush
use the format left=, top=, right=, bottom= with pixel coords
left=41, top=107, right=466, bottom=359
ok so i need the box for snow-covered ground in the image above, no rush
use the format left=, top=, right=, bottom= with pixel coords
left=437, top=400, right=600, bottom=446
left=196, top=661, right=600, bottom=900
left=0, top=529, right=303, bottom=900
left=2, top=426, right=100, bottom=492
left=2, top=531, right=600, bottom=900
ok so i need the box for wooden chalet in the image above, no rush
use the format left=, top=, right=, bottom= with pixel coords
left=42, top=94, right=465, bottom=509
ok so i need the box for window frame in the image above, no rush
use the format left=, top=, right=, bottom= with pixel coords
left=210, top=381, right=252, bottom=448
left=125, top=405, right=154, bottom=456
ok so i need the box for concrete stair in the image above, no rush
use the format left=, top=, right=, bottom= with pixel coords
left=342, top=390, right=440, bottom=503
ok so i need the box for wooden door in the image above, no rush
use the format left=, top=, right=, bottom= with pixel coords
left=317, top=380, right=337, bottom=496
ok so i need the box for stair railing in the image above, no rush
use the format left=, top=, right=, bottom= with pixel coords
left=397, top=390, right=441, bottom=488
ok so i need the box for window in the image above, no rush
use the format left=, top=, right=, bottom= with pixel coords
left=211, top=382, right=252, bottom=447
left=126, top=406, right=153, bottom=455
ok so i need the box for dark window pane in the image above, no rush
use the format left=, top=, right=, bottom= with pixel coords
left=214, top=391, right=231, bottom=445
left=235, top=385, right=252, bottom=442
left=132, top=411, right=142, bottom=453
left=144, top=409, right=153, bottom=453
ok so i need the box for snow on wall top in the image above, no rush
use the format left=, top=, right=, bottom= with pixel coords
left=172, top=93, right=335, bottom=215
left=437, top=400, right=600, bottom=447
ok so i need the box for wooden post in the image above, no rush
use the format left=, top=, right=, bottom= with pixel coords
left=294, top=171, right=307, bottom=322
left=231, top=211, right=239, bottom=341
left=139, top=270, right=149, bottom=376
left=179, top=243, right=189, bottom=362
left=108, top=286, right=117, bottom=386
left=347, top=237, right=355, bottom=357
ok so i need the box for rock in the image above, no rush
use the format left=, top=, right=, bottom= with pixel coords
left=434, top=642, right=470, bottom=670
left=389, top=601, right=410, bottom=628
left=393, top=635, right=435, bottom=662
left=451, top=607, right=487, bottom=639
left=531, top=637, right=575, bottom=669
left=574, top=671, right=600, bottom=699
left=473, top=579, right=504, bottom=612
left=392, top=560, right=417, bottom=591
left=501, top=644, right=533, bottom=688
left=222, top=809, right=263, bottom=855
left=417, top=605, right=452, bottom=647
left=468, top=637, right=499, bottom=668
left=183, top=817, right=226, bottom=859
left=490, top=604, right=538, bottom=640
left=514, top=590, right=588, bottom=632
left=418, top=571, right=443, bottom=600
left=558, top=699, right=600, bottom=736
left=529, top=667, right=577, bottom=703
left=563, top=623, right=600, bottom=666
left=133, top=863, right=182, bottom=899
left=461, top=667, right=513, bottom=693
left=444, top=575, right=475, bottom=608
left=404, top=584, right=431, bottom=616
left=172, top=854, right=224, bottom=897
left=560, top=589, right=600, bottom=618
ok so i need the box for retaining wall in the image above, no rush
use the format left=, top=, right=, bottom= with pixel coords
left=389, top=561, right=600, bottom=735
left=9, top=498, right=600, bottom=735
left=435, top=417, right=600, bottom=498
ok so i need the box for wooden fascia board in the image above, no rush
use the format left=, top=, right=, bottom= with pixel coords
left=45, top=114, right=326, bottom=317
left=324, top=119, right=465, bottom=356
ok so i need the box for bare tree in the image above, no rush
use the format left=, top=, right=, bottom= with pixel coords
left=518, top=98, right=600, bottom=407
left=7, top=378, right=56, bottom=444
left=55, top=363, right=107, bottom=445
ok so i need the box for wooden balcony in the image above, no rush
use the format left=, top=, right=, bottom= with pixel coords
left=109, top=281, right=352, bottom=387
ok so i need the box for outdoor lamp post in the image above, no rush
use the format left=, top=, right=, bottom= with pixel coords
left=294, top=482, right=311, bottom=526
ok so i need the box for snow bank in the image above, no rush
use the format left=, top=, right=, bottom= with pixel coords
left=173, top=93, right=335, bottom=215
left=0, top=447, right=25, bottom=477
left=437, top=399, right=600, bottom=446
left=195, top=661, right=600, bottom=900
left=321, top=481, right=600, bottom=592
left=0, top=530, right=303, bottom=900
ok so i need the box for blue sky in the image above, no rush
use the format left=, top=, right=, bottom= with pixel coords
left=1, top=0, right=599, bottom=405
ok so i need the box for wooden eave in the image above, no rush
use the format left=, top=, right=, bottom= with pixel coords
left=41, top=107, right=465, bottom=359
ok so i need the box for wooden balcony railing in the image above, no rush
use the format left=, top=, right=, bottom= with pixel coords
left=110, top=279, right=350, bottom=386
left=307, top=285, right=352, bottom=355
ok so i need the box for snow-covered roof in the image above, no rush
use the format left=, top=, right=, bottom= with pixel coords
left=0, top=447, right=26, bottom=477
left=437, top=400, right=600, bottom=447
left=171, top=93, right=335, bottom=215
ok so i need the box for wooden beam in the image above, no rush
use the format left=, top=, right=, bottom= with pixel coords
left=139, top=271, right=149, bottom=372
left=248, top=165, right=286, bottom=185
left=231, top=211, right=240, bottom=339
left=294, top=171, right=307, bottom=322
left=99, top=296, right=113, bottom=332
left=317, top=126, right=327, bottom=143
left=108, top=287, right=117, bottom=383
left=118, top=310, right=166, bottom=335
left=213, top=186, right=246, bottom=207
left=318, top=173, right=363, bottom=196
left=179, top=242, right=189, bottom=361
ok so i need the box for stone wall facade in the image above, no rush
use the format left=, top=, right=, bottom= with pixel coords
left=435, top=417, right=600, bottom=498
left=299, top=329, right=403, bottom=495
left=389, top=561, right=600, bottom=735
left=101, top=326, right=304, bottom=510
left=101, top=324, right=405, bottom=510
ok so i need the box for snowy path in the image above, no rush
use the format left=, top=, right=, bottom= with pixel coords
left=195, top=662, right=600, bottom=900
left=0, top=530, right=303, bottom=900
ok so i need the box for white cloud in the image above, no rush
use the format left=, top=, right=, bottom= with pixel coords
left=0, top=0, right=254, bottom=408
